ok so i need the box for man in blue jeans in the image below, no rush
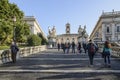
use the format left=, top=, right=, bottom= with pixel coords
left=86, top=40, right=97, bottom=67
left=102, top=40, right=111, bottom=67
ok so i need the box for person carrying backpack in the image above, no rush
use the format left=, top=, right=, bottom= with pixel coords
left=86, top=40, right=97, bottom=67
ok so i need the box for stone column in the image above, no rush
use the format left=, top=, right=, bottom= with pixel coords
left=102, top=23, right=105, bottom=41
left=111, top=23, right=115, bottom=41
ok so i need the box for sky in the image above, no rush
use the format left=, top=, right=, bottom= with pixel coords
left=9, top=0, right=120, bottom=36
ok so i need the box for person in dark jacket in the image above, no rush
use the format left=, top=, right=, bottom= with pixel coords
left=77, top=42, right=81, bottom=53
left=10, top=42, right=19, bottom=63
left=86, top=40, right=97, bottom=67
left=57, top=43, right=60, bottom=51
left=61, top=43, right=65, bottom=53
left=71, top=42, right=76, bottom=53
left=82, top=42, right=87, bottom=53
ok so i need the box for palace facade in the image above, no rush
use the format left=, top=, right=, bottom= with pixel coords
left=24, top=16, right=48, bottom=40
left=89, top=10, right=120, bottom=42
left=48, top=23, right=88, bottom=47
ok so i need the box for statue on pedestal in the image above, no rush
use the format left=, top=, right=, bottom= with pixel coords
left=82, top=25, right=86, bottom=37
left=48, top=26, right=57, bottom=48
left=78, top=25, right=88, bottom=42
left=78, top=25, right=83, bottom=35
left=48, top=26, right=56, bottom=38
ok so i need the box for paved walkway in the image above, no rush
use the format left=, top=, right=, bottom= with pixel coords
left=0, top=49, right=120, bottom=80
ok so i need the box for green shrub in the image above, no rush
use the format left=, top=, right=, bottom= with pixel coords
left=27, top=34, right=42, bottom=46
left=38, top=33, right=48, bottom=45
left=0, top=46, right=9, bottom=50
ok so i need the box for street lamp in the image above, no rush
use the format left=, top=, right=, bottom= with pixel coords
left=12, top=16, right=16, bottom=42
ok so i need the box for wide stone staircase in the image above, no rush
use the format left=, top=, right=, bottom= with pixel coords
left=0, top=48, right=120, bottom=80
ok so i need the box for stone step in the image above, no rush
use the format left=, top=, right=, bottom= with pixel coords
left=0, top=69, right=120, bottom=73
left=21, top=57, right=120, bottom=60
left=0, top=72, right=120, bottom=80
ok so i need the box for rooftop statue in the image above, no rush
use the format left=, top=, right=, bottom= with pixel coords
left=78, top=25, right=88, bottom=38
left=82, top=25, right=86, bottom=36
left=78, top=25, right=83, bottom=34
left=48, top=26, right=56, bottom=38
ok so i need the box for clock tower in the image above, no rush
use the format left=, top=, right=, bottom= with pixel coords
left=66, top=23, right=70, bottom=34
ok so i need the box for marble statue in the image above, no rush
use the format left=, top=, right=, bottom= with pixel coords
left=48, top=26, right=56, bottom=38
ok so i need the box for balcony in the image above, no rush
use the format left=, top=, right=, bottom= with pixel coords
left=105, top=32, right=112, bottom=35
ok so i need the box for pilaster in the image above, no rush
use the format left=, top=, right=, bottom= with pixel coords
left=111, top=23, right=115, bottom=41
left=102, top=23, right=105, bottom=41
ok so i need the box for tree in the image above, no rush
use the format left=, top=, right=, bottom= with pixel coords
left=0, top=20, right=12, bottom=45
left=27, top=34, right=42, bottom=46
left=38, top=33, right=48, bottom=45
left=15, top=21, right=30, bottom=43
left=0, top=0, right=30, bottom=45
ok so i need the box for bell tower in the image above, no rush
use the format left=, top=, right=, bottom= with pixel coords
left=66, top=23, right=70, bottom=34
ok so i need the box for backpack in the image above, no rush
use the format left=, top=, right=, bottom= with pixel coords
left=90, top=43, right=95, bottom=53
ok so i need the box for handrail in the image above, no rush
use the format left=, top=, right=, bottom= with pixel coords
left=98, top=46, right=120, bottom=57
left=111, top=47, right=120, bottom=57
left=0, top=45, right=47, bottom=64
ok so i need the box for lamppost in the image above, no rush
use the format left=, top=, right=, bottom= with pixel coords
left=12, top=16, right=16, bottom=43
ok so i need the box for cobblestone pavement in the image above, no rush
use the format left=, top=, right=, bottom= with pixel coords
left=0, top=49, right=120, bottom=80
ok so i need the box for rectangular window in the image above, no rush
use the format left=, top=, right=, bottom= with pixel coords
left=107, top=27, right=109, bottom=33
left=117, top=26, right=120, bottom=32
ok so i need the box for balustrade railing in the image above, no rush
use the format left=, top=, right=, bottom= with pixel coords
left=111, top=47, right=120, bottom=57
left=98, top=46, right=120, bottom=57
left=102, top=11, right=120, bottom=16
left=0, top=45, right=47, bottom=64
left=0, top=45, right=119, bottom=64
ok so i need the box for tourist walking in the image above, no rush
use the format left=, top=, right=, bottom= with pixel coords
left=77, top=42, right=81, bottom=53
left=82, top=42, right=87, bottom=53
left=57, top=43, right=60, bottom=51
left=65, top=42, right=68, bottom=53
left=71, top=41, right=76, bottom=53
left=102, top=40, right=112, bottom=67
left=67, top=42, right=71, bottom=53
left=61, top=43, right=65, bottom=53
left=10, top=42, right=19, bottom=63
left=86, top=40, right=97, bottom=67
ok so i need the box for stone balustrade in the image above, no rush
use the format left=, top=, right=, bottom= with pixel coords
left=111, top=47, right=120, bottom=57
left=98, top=46, right=120, bottom=57
left=102, top=11, right=120, bottom=16
left=0, top=45, right=47, bottom=64
left=0, top=45, right=119, bottom=64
